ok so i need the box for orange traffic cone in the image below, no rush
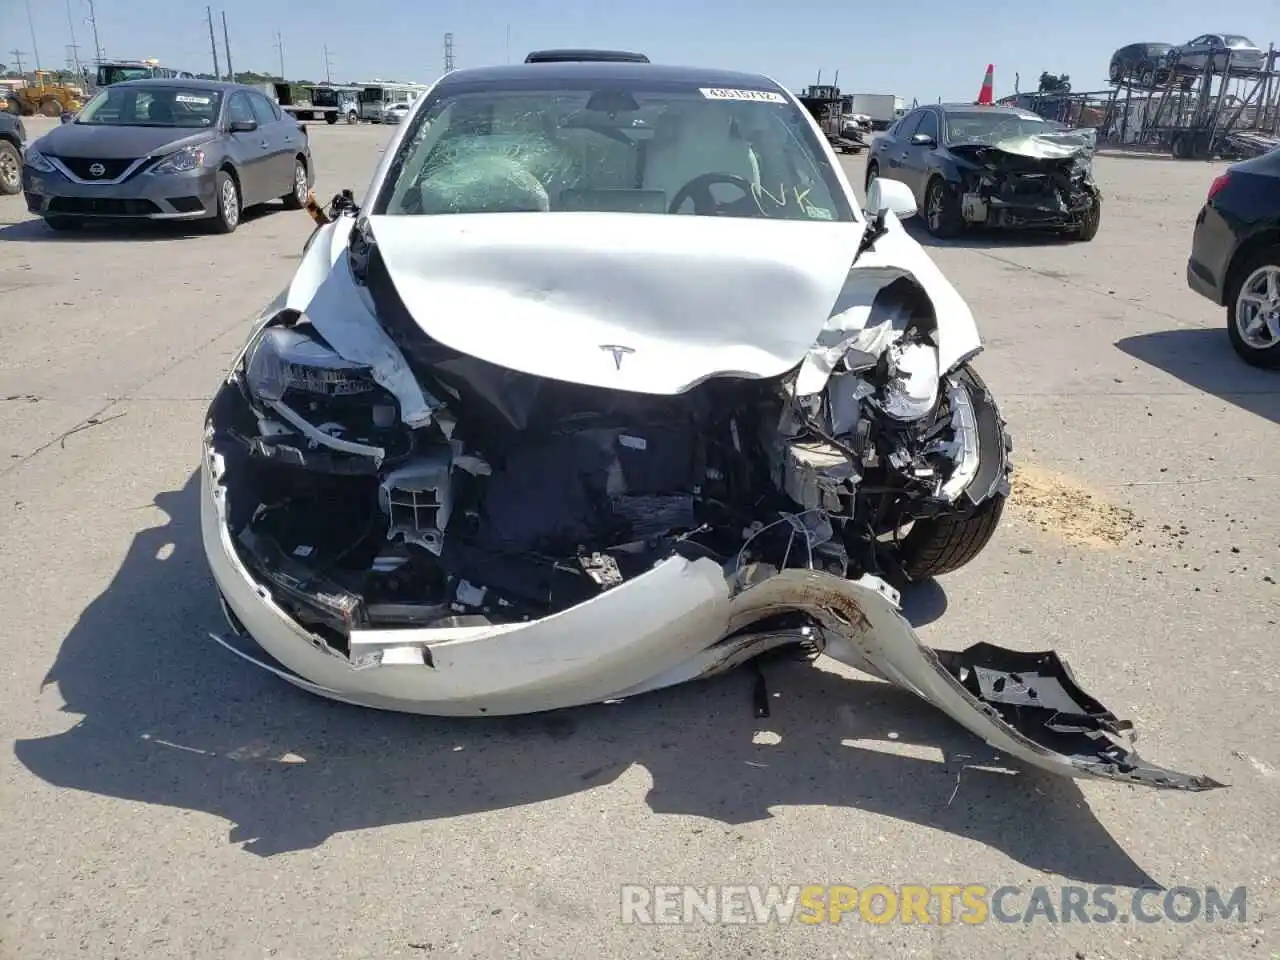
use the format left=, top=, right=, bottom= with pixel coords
left=976, top=64, right=994, bottom=105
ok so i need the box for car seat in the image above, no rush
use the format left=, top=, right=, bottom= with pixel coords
left=641, top=102, right=760, bottom=209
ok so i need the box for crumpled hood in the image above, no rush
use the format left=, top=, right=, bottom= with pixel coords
left=364, top=212, right=866, bottom=395
left=951, top=127, right=1096, bottom=162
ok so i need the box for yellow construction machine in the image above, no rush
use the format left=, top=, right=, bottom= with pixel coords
left=3, top=71, right=84, bottom=117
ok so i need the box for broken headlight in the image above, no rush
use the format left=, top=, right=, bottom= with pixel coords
left=244, top=325, right=378, bottom=402
left=879, top=341, right=940, bottom=422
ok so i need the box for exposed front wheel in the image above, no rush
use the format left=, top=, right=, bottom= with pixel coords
left=1227, top=247, right=1280, bottom=369
left=1070, top=194, right=1101, bottom=241
left=924, top=176, right=963, bottom=239
left=896, top=364, right=1011, bottom=579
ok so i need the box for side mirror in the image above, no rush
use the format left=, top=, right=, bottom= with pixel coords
left=865, top=178, right=918, bottom=221
left=910, top=132, right=936, bottom=147
left=229, top=118, right=257, bottom=133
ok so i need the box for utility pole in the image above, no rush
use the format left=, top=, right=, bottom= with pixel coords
left=205, top=7, right=221, bottom=79
left=273, top=31, right=284, bottom=81
left=64, top=0, right=82, bottom=78
left=443, top=32, right=454, bottom=73
left=504, top=24, right=510, bottom=64
left=85, top=0, right=104, bottom=63
left=9, top=50, right=26, bottom=78
left=221, top=10, right=233, bottom=82
left=24, top=0, right=43, bottom=72
left=323, top=44, right=334, bottom=84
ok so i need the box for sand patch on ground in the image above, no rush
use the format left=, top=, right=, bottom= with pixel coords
left=1008, top=464, right=1145, bottom=548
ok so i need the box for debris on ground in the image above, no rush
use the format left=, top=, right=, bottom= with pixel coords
left=1008, top=465, right=1143, bottom=548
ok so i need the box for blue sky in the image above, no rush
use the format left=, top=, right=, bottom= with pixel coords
left=4, top=0, right=1277, bottom=103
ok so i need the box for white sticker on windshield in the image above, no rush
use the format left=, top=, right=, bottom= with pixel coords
left=699, top=87, right=786, bottom=104
left=175, top=94, right=211, bottom=104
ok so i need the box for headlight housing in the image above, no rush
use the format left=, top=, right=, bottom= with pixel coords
left=150, top=146, right=205, bottom=175
left=879, top=341, right=940, bottom=421
left=243, top=325, right=378, bottom=402
left=23, top=149, right=55, bottom=173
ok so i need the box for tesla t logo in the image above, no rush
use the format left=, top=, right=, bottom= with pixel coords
left=88, top=163, right=106, bottom=177
left=599, top=344, right=635, bottom=370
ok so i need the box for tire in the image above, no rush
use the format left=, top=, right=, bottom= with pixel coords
left=281, top=158, right=307, bottom=210
left=44, top=215, right=80, bottom=231
left=1225, top=245, right=1280, bottom=369
left=0, top=140, right=21, bottom=196
left=347, top=110, right=358, bottom=124
left=899, top=495, right=1007, bottom=580
left=923, top=176, right=963, bottom=239
left=896, top=364, right=1011, bottom=579
left=39, top=97, right=62, bottom=117
left=209, top=169, right=241, bottom=234
left=1070, top=194, right=1101, bottom=241
left=325, top=113, right=337, bottom=125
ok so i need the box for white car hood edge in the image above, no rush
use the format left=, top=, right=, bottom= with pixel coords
left=365, top=211, right=866, bottom=395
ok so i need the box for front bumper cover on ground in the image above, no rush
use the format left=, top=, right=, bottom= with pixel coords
left=202, top=445, right=1223, bottom=793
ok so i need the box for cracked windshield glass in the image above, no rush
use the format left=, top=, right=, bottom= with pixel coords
left=378, top=83, right=854, bottom=220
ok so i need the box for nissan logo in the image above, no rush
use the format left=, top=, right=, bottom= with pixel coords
left=88, top=163, right=106, bottom=177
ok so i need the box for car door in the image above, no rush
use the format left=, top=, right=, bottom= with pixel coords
left=224, top=91, right=269, bottom=204
left=249, top=91, right=297, bottom=196
left=880, top=109, right=920, bottom=186
left=1182, top=35, right=1212, bottom=72
left=897, top=108, right=940, bottom=203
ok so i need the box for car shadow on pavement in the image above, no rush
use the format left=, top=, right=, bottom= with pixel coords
left=1116, top=328, right=1280, bottom=425
left=0, top=205, right=284, bottom=243
left=904, top=220, right=1080, bottom=250
left=12, top=470, right=1155, bottom=888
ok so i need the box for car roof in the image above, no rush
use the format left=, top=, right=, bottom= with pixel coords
left=101, top=77, right=245, bottom=93
left=524, top=49, right=649, bottom=63
left=935, top=102, right=1044, bottom=115
left=432, top=61, right=785, bottom=93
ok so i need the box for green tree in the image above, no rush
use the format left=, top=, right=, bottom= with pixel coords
left=1038, top=72, right=1071, bottom=93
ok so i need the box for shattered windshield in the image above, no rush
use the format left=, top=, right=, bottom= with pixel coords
left=945, top=111, right=1061, bottom=145
left=375, top=81, right=854, bottom=221
left=76, top=86, right=221, bottom=127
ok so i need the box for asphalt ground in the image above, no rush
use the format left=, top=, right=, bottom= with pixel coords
left=1, top=117, right=1276, bottom=959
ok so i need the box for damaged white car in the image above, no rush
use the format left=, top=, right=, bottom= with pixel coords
left=201, top=61, right=1220, bottom=791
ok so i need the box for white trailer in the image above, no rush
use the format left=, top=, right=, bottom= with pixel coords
left=849, top=93, right=898, bottom=129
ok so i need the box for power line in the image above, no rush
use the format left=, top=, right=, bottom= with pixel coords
left=273, top=31, right=284, bottom=81
left=221, top=10, right=233, bottom=81
left=205, top=6, right=221, bottom=78
left=24, top=0, right=43, bottom=72
left=85, top=0, right=104, bottom=63
left=64, top=0, right=82, bottom=77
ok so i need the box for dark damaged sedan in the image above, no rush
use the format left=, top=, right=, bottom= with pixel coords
left=867, top=103, right=1101, bottom=241
left=22, top=78, right=314, bottom=234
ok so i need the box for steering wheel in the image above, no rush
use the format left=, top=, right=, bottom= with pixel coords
left=667, top=172, right=757, bottom=215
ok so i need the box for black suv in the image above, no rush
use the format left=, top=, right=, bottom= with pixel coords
left=0, top=111, right=26, bottom=195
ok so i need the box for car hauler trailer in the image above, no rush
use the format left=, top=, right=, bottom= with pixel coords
left=267, top=83, right=361, bottom=124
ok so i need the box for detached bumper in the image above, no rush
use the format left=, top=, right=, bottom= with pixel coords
left=201, top=444, right=1222, bottom=791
